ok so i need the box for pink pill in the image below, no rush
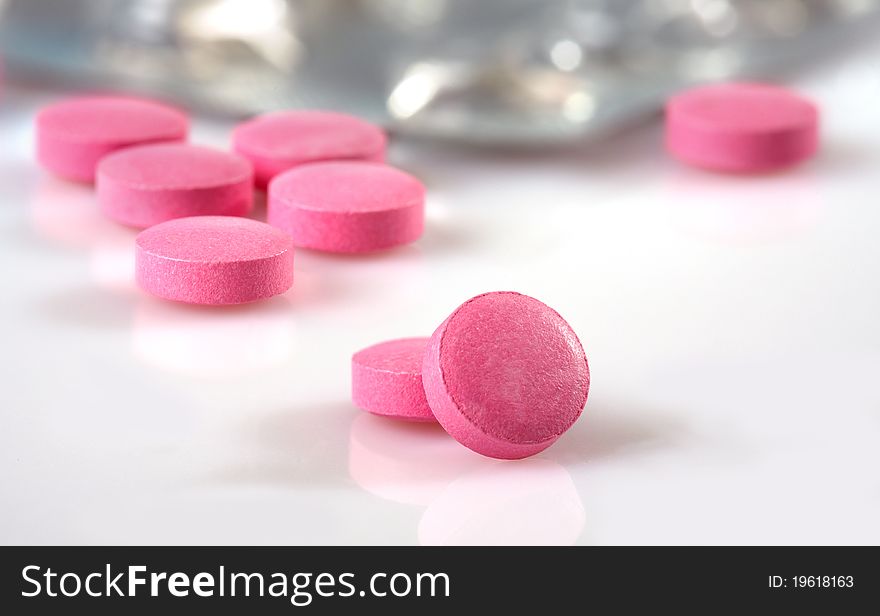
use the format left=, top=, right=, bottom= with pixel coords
left=352, top=337, right=435, bottom=422
left=666, top=82, right=819, bottom=173
left=97, top=143, right=253, bottom=229
left=268, top=161, right=425, bottom=253
left=422, top=292, right=590, bottom=460
left=136, top=216, right=294, bottom=305
left=36, top=96, right=188, bottom=182
left=232, top=110, right=387, bottom=189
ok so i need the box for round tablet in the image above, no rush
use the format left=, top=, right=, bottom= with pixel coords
left=232, top=110, right=387, bottom=188
left=268, top=161, right=425, bottom=253
left=422, top=292, right=589, bottom=460
left=666, top=82, right=819, bottom=173
left=97, top=143, right=253, bottom=228
left=36, top=96, right=188, bottom=182
left=352, top=337, right=435, bottom=422
left=136, top=216, right=294, bottom=305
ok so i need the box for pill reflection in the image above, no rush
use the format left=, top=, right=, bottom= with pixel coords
left=30, top=175, right=140, bottom=290
left=29, top=176, right=107, bottom=249
left=418, top=459, right=585, bottom=546
left=662, top=169, right=824, bottom=243
left=348, top=413, right=482, bottom=506
left=89, top=229, right=138, bottom=291
left=132, top=295, right=295, bottom=378
left=349, top=413, right=585, bottom=544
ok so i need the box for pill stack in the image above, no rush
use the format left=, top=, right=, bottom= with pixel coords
left=353, top=291, right=591, bottom=460
left=34, top=80, right=819, bottom=460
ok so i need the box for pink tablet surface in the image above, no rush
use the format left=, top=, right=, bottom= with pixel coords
left=136, top=216, right=294, bottom=305
left=352, top=337, right=435, bottom=422
left=97, top=143, right=253, bottom=228
left=422, top=292, right=590, bottom=459
left=666, top=82, right=818, bottom=173
left=36, top=96, right=188, bottom=182
left=268, top=161, right=424, bottom=253
left=233, top=110, right=386, bottom=188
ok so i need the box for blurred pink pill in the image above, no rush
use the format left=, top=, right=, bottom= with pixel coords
left=268, top=161, right=425, bottom=253
left=422, top=292, right=590, bottom=460
left=666, top=82, right=819, bottom=173
left=136, top=216, right=294, bottom=305
left=36, top=96, right=188, bottom=182
left=232, top=110, right=386, bottom=189
left=352, top=337, right=435, bottom=422
left=97, top=143, right=253, bottom=229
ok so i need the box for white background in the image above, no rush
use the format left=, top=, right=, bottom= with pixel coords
left=2, top=39, right=879, bottom=545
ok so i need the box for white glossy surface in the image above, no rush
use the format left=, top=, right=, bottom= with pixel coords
left=2, top=45, right=880, bottom=545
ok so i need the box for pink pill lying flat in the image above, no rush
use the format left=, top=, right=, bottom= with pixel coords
left=97, top=143, right=253, bottom=229
left=666, top=82, right=819, bottom=173
left=136, top=216, right=294, bottom=305
left=352, top=337, right=435, bottom=422
left=268, top=161, right=425, bottom=253
left=36, top=96, right=188, bottom=182
left=232, top=110, right=387, bottom=189
left=422, top=292, right=590, bottom=460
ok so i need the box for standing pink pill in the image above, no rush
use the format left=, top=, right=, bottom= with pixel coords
left=666, top=82, right=819, bottom=173
left=422, top=292, right=590, bottom=460
left=36, top=96, right=188, bottom=182
left=97, top=143, right=253, bottom=228
left=136, top=216, right=294, bottom=305
left=232, top=110, right=387, bottom=189
left=268, top=161, right=425, bottom=253
left=352, top=337, right=435, bottom=422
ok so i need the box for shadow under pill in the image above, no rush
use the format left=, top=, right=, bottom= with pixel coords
left=292, top=249, right=432, bottom=312
left=37, top=286, right=138, bottom=330
left=547, top=404, right=687, bottom=466
left=417, top=209, right=479, bottom=255
left=204, top=402, right=356, bottom=489
left=247, top=190, right=268, bottom=223
left=282, top=262, right=353, bottom=308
